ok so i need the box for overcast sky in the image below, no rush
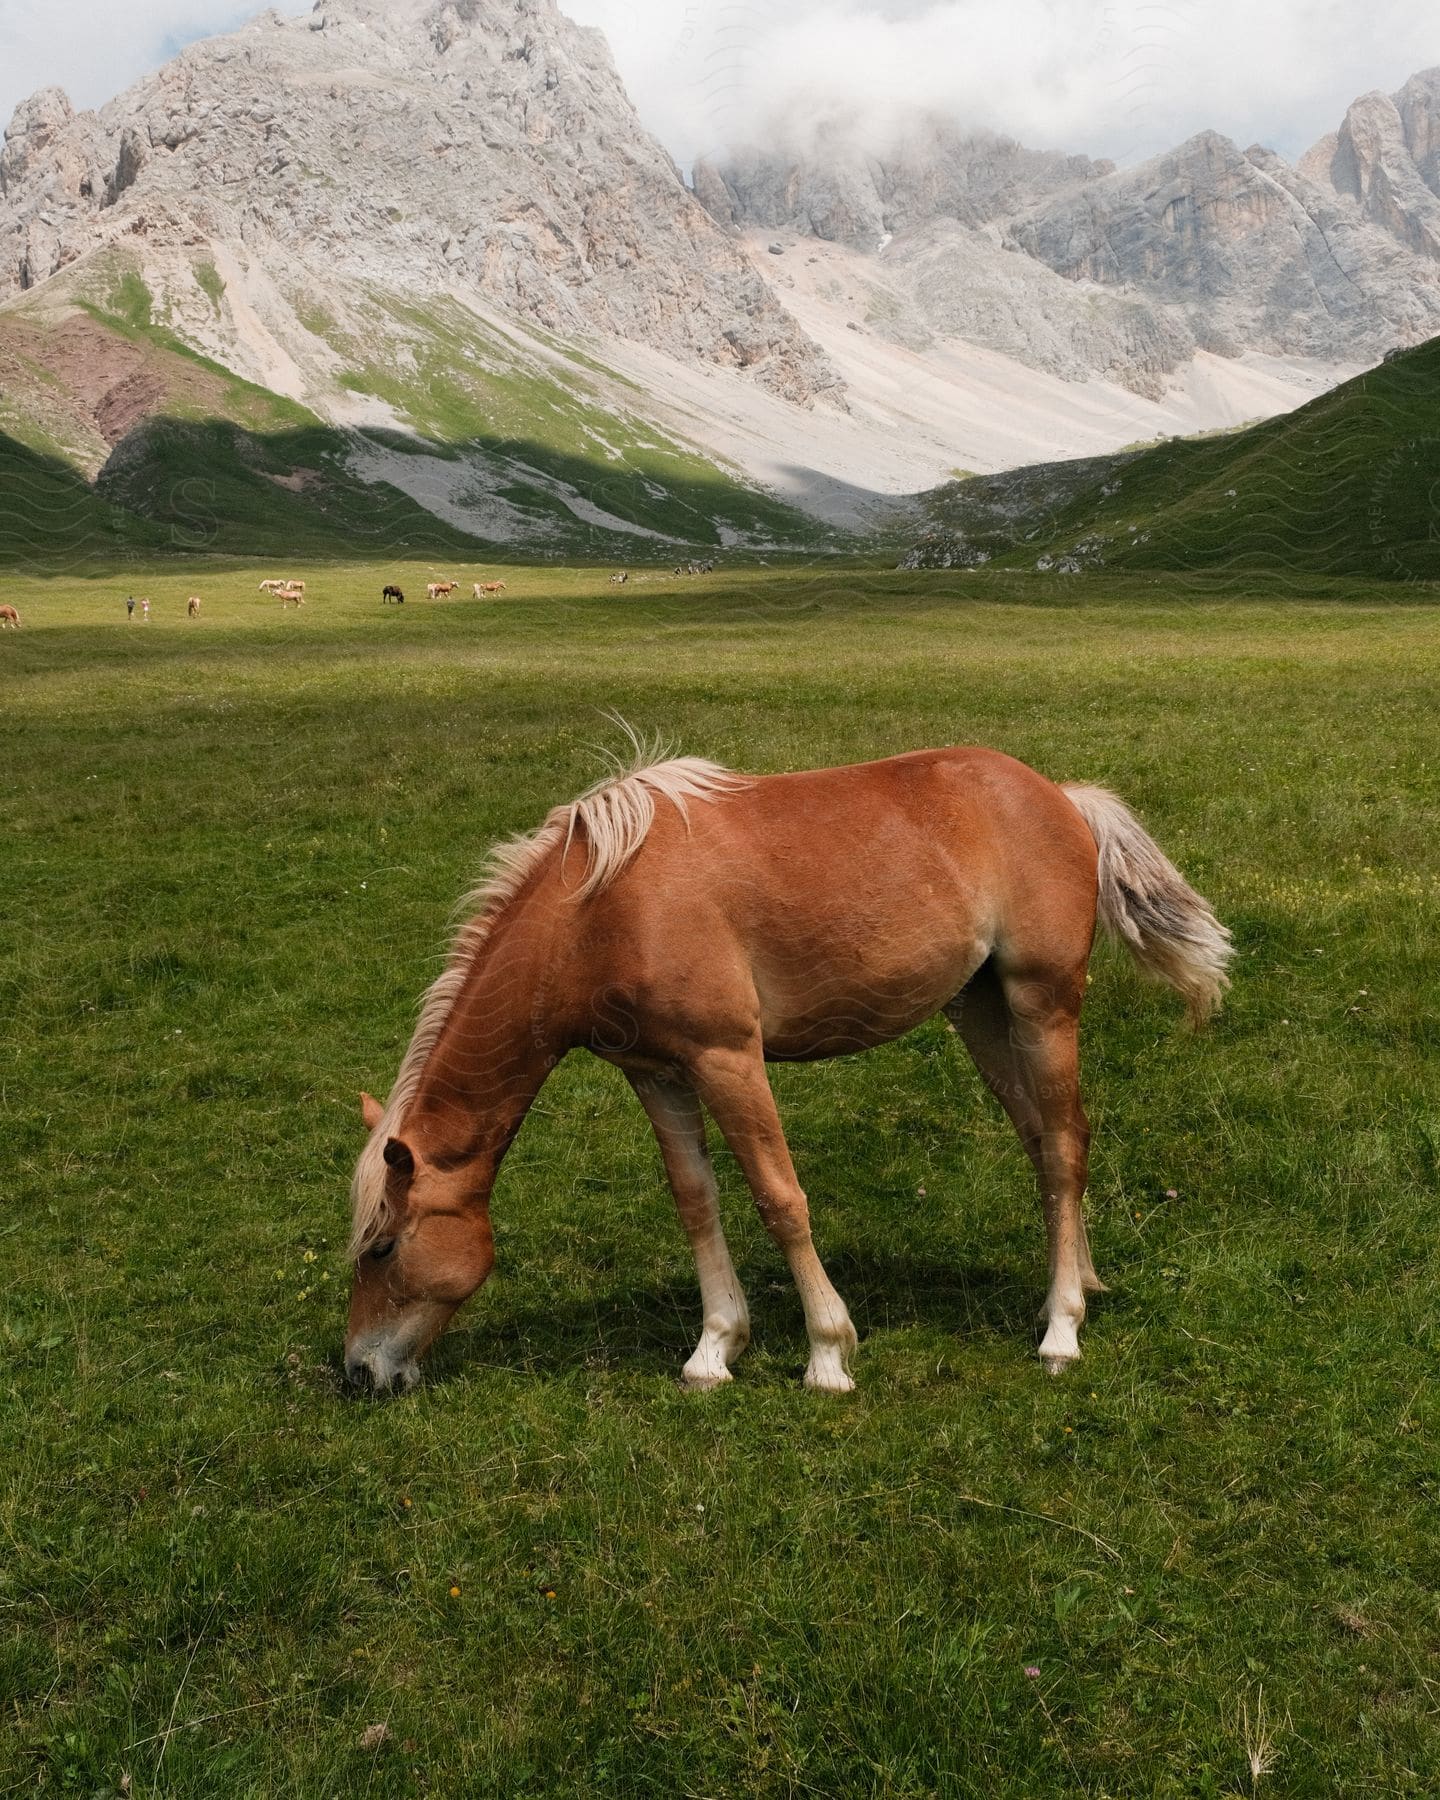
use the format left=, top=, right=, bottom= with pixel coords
left=1, top=0, right=1436, bottom=173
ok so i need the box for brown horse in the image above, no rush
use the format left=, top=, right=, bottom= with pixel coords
left=0, top=605, right=19, bottom=629
left=345, top=746, right=1231, bottom=1396
left=478, top=581, right=506, bottom=597
left=188, top=596, right=201, bottom=618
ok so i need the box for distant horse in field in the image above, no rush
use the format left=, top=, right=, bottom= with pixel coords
left=344, top=742, right=1231, bottom=1398
left=259, top=580, right=287, bottom=594
left=610, top=571, right=629, bottom=586
left=427, top=582, right=458, bottom=601
left=383, top=586, right=405, bottom=604
left=277, top=586, right=305, bottom=608
left=0, top=605, right=19, bottom=629
left=188, top=596, right=202, bottom=618
left=477, top=581, right=506, bottom=597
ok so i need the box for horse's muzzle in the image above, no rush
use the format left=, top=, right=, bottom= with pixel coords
left=344, top=1347, right=420, bottom=1397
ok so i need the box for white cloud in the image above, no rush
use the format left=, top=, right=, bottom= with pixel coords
left=560, top=0, right=1440, bottom=171
left=1, top=0, right=1434, bottom=180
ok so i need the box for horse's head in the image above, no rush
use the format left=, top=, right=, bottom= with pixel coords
left=344, top=1093, right=497, bottom=1395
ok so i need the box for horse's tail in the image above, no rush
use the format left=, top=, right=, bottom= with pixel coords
left=1062, top=785, right=1233, bottom=1028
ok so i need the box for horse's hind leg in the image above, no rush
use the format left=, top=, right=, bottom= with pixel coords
left=628, top=1072, right=750, bottom=1389
left=949, top=960, right=1097, bottom=1373
left=691, top=1043, right=858, bottom=1393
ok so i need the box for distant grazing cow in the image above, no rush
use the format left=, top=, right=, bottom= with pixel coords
left=427, top=582, right=458, bottom=600
left=0, top=605, right=20, bottom=629
left=188, top=596, right=201, bottom=618
left=383, top=586, right=405, bottom=604
left=479, top=581, right=507, bottom=597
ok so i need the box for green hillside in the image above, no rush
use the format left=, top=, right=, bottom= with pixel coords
left=908, top=338, right=1440, bottom=584
left=0, top=264, right=840, bottom=566
left=0, top=433, right=167, bottom=568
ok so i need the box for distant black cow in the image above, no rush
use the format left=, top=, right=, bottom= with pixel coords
left=383, top=585, right=405, bottom=604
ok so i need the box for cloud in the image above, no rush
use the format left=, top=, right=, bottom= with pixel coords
left=0, top=0, right=311, bottom=131
left=1, top=0, right=1434, bottom=182
left=559, top=0, right=1440, bottom=172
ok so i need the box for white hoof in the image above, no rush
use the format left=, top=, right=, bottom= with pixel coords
left=804, top=1344, right=856, bottom=1394
left=1041, top=1351, right=1080, bottom=1377
left=682, top=1363, right=733, bottom=1392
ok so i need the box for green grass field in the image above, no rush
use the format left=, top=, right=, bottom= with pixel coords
left=4, top=565, right=1439, bottom=1797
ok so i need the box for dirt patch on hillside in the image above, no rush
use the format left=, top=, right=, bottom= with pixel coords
left=263, top=467, right=323, bottom=493
left=0, top=310, right=232, bottom=461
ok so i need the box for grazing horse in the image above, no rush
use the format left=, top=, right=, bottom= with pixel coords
left=345, top=745, right=1231, bottom=1397
left=427, top=582, right=458, bottom=601
left=383, top=586, right=406, bottom=604
left=0, top=605, right=19, bottom=629
left=277, top=586, right=305, bottom=608
left=478, top=581, right=507, bottom=597
left=259, top=580, right=286, bottom=594
left=610, top=571, right=630, bottom=586
left=187, top=596, right=201, bottom=618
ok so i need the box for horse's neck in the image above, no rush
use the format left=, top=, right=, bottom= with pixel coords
left=405, top=892, right=566, bottom=1165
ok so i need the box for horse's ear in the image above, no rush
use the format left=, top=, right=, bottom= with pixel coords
left=383, top=1138, right=416, bottom=1178
left=360, top=1092, right=384, bottom=1132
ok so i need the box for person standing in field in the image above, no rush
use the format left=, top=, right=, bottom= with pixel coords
left=126, top=596, right=135, bottom=621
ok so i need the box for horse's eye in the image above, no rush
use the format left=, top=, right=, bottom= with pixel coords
left=370, top=1240, right=396, bottom=1262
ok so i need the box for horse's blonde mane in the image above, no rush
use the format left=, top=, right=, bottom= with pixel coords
left=348, top=737, right=747, bottom=1257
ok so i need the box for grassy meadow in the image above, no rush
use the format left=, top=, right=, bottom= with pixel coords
left=3, top=562, right=1439, bottom=1797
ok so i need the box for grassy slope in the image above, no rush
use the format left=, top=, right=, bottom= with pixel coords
left=330, top=294, right=833, bottom=552
left=3, top=565, right=1440, bottom=1796
left=0, top=432, right=168, bottom=566
left=910, top=338, right=1440, bottom=585
left=0, top=263, right=838, bottom=563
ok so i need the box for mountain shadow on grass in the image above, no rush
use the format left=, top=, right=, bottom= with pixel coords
left=0, top=431, right=167, bottom=570
left=1, top=407, right=844, bottom=568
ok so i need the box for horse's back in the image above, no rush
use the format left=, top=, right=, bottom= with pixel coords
left=570, top=749, right=1099, bottom=1058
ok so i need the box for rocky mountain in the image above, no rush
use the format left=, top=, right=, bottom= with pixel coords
left=0, top=0, right=837, bottom=407
left=693, top=118, right=1110, bottom=249
left=697, top=75, right=1440, bottom=396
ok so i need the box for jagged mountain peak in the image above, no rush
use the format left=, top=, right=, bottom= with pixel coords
left=696, top=71, right=1440, bottom=394
left=0, top=0, right=837, bottom=405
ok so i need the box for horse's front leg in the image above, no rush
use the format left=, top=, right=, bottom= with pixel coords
left=691, top=1043, right=858, bottom=1394
left=628, top=1072, right=750, bottom=1389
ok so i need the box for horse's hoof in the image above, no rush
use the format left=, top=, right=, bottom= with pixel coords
left=803, top=1357, right=856, bottom=1395
left=682, top=1366, right=732, bottom=1392
left=1042, top=1353, right=1080, bottom=1377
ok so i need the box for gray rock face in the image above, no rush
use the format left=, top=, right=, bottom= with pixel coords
left=697, top=119, right=1111, bottom=251
left=1009, top=129, right=1440, bottom=365
left=1308, top=74, right=1440, bottom=264
left=699, top=75, right=1440, bottom=390
left=0, top=0, right=837, bottom=404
